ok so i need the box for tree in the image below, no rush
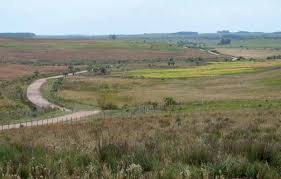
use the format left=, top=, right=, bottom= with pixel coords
left=218, top=38, right=231, bottom=45
left=63, top=71, right=68, bottom=78
left=68, top=65, right=75, bottom=75
left=74, top=67, right=80, bottom=73
left=33, top=71, right=39, bottom=78
left=100, top=67, right=107, bottom=75
left=163, top=97, right=177, bottom=106
left=109, top=35, right=117, bottom=40
left=168, top=58, right=175, bottom=67
left=87, top=64, right=94, bottom=72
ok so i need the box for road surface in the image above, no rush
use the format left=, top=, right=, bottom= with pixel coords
left=26, top=70, right=87, bottom=111
left=0, top=70, right=100, bottom=131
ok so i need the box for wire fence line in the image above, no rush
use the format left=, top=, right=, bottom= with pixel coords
left=0, top=104, right=179, bottom=132
left=0, top=111, right=100, bottom=132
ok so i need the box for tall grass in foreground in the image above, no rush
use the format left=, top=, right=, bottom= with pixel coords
left=0, top=109, right=281, bottom=178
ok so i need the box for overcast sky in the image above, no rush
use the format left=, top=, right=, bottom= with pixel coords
left=0, top=0, right=281, bottom=35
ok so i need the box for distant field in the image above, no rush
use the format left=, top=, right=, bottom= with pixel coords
left=128, top=61, right=281, bottom=78
left=0, top=38, right=219, bottom=64
left=0, top=64, right=66, bottom=80
left=223, top=38, right=281, bottom=49
left=216, top=48, right=281, bottom=58
left=188, top=38, right=281, bottom=49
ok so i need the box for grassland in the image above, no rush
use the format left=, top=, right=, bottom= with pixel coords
left=219, top=38, right=281, bottom=49
left=194, top=38, right=281, bottom=49
left=0, top=64, right=66, bottom=80
left=128, top=61, right=281, bottom=78
left=216, top=48, right=281, bottom=59
left=1, top=38, right=281, bottom=178
left=1, top=108, right=281, bottom=178
left=40, top=61, right=281, bottom=114
left=0, top=38, right=219, bottom=65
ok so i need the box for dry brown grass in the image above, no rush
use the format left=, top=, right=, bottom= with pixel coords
left=0, top=38, right=219, bottom=64
left=216, top=48, right=281, bottom=58
left=1, top=108, right=279, bottom=153
left=0, top=64, right=66, bottom=80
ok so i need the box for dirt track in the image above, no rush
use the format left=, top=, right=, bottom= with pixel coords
left=0, top=111, right=99, bottom=131
left=0, top=71, right=100, bottom=131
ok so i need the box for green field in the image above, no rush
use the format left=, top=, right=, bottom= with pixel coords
left=128, top=61, right=281, bottom=78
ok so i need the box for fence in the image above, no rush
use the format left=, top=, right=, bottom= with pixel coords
left=0, top=104, right=181, bottom=132
left=0, top=110, right=101, bottom=132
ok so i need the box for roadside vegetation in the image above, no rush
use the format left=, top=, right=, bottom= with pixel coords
left=0, top=71, right=67, bottom=124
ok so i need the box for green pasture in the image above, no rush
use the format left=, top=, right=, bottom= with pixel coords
left=128, top=61, right=281, bottom=78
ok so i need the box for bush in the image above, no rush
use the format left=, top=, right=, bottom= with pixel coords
left=163, top=97, right=177, bottom=106
left=181, top=147, right=214, bottom=165
left=132, top=150, right=154, bottom=172
left=99, top=144, right=123, bottom=173
left=267, top=55, right=281, bottom=60
left=52, top=78, right=63, bottom=92
left=100, top=103, right=118, bottom=110
left=246, top=143, right=276, bottom=163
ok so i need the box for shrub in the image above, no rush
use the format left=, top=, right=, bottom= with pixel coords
left=99, top=144, right=123, bottom=173
left=181, top=147, right=214, bottom=165
left=246, top=143, right=276, bottom=163
left=132, top=150, right=154, bottom=172
left=267, top=55, right=281, bottom=60
left=100, top=103, right=118, bottom=110
left=163, top=97, right=177, bottom=107
left=126, top=163, right=143, bottom=178
left=51, top=78, right=63, bottom=92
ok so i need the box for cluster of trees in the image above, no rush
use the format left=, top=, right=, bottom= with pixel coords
left=176, top=40, right=205, bottom=48
left=62, top=63, right=113, bottom=78
left=109, top=35, right=117, bottom=40
left=64, top=65, right=81, bottom=77
left=267, top=55, right=281, bottom=60
left=0, top=33, right=36, bottom=38
left=218, top=38, right=231, bottom=45
left=87, top=64, right=112, bottom=75
left=168, top=58, right=176, bottom=66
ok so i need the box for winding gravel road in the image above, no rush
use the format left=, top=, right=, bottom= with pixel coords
left=0, top=71, right=100, bottom=131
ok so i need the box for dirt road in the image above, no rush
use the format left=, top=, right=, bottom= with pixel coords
left=27, top=70, right=87, bottom=111
left=0, top=70, right=100, bottom=131
left=0, top=111, right=99, bottom=131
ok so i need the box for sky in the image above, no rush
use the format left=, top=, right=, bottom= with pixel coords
left=0, top=0, right=281, bottom=35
